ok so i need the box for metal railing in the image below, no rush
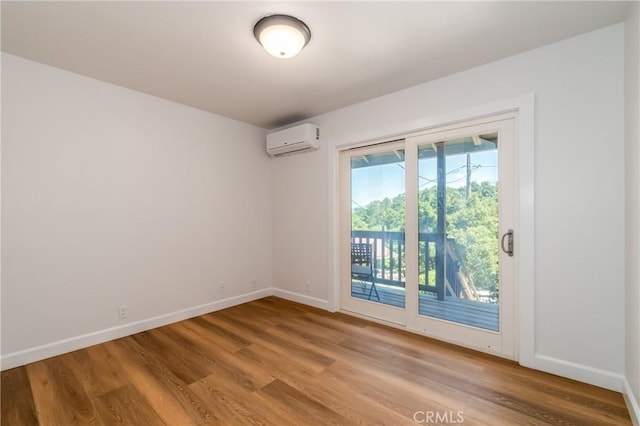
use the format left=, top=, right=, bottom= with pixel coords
left=351, top=230, right=473, bottom=300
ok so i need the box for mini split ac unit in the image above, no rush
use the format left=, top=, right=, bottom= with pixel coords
left=266, top=123, right=320, bottom=157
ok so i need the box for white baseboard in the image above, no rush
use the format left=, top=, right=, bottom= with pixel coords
left=0, top=288, right=272, bottom=371
left=531, top=353, right=625, bottom=392
left=271, top=288, right=330, bottom=310
left=623, top=378, right=640, bottom=426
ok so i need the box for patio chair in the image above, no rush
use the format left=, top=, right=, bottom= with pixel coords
left=351, top=243, right=379, bottom=300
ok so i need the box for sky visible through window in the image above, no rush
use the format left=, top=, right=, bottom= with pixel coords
left=352, top=150, right=498, bottom=208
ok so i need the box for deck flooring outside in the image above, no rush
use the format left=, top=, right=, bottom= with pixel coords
left=351, top=281, right=499, bottom=331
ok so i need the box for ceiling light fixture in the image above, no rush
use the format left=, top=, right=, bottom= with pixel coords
left=253, top=14, right=311, bottom=59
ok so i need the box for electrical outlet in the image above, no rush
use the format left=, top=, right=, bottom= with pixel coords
left=219, top=281, right=225, bottom=292
left=252, top=280, right=257, bottom=289
left=305, top=281, right=311, bottom=293
left=119, top=305, right=128, bottom=320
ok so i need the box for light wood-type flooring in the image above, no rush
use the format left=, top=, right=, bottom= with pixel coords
left=1, top=297, right=632, bottom=425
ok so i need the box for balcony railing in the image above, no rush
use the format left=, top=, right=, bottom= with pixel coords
left=352, top=230, right=481, bottom=302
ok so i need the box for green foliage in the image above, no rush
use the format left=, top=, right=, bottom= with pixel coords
left=353, top=196, right=405, bottom=231
left=352, top=181, right=498, bottom=291
left=445, top=182, right=499, bottom=291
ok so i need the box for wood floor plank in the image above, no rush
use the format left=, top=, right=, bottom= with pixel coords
left=158, top=325, right=275, bottom=392
left=189, top=370, right=309, bottom=426
left=324, top=360, right=460, bottom=421
left=463, top=396, right=553, bottom=426
left=67, top=344, right=130, bottom=399
left=478, top=366, right=631, bottom=424
left=131, top=329, right=212, bottom=385
left=1, top=367, right=39, bottom=426
left=340, top=334, right=480, bottom=389
left=215, top=309, right=273, bottom=334
left=98, top=340, right=193, bottom=426
left=27, top=357, right=104, bottom=426
left=188, top=376, right=274, bottom=426
left=236, top=343, right=415, bottom=425
left=255, top=296, right=325, bottom=315
left=339, top=335, right=598, bottom=425
left=204, top=312, right=336, bottom=373
left=481, top=361, right=630, bottom=410
left=334, top=337, right=473, bottom=411
left=174, top=317, right=250, bottom=353
left=27, top=361, right=74, bottom=426
left=197, top=312, right=263, bottom=344
left=235, top=343, right=321, bottom=390
left=259, top=379, right=358, bottom=426
left=106, top=338, right=217, bottom=425
left=275, top=317, right=482, bottom=401
left=303, top=310, right=372, bottom=331
left=279, top=315, right=350, bottom=344
left=344, top=321, right=488, bottom=377
left=2, top=297, right=632, bottom=425
left=93, top=385, right=166, bottom=425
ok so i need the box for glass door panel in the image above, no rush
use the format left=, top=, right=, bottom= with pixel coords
left=417, top=134, right=500, bottom=331
left=350, top=148, right=406, bottom=309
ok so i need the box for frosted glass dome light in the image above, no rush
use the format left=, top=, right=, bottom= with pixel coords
left=254, top=15, right=311, bottom=59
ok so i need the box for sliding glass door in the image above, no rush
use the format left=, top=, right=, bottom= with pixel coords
left=340, top=141, right=407, bottom=325
left=340, top=115, right=516, bottom=358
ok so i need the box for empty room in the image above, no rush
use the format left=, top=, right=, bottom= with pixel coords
left=1, top=1, right=639, bottom=425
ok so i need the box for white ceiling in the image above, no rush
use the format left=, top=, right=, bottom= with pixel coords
left=1, top=1, right=630, bottom=129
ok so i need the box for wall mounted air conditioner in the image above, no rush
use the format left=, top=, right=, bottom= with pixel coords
left=266, top=123, right=320, bottom=157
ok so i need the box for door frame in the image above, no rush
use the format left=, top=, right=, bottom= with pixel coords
left=330, top=95, right=535, bottom=363
left=339, top=140, right=408, bottom=325
left=405, top=116, right=516, bottom=359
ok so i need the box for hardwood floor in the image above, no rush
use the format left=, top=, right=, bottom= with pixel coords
left=1, top=297, right=632, bottom=425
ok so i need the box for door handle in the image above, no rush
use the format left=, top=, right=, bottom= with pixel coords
left=501, top=229, right=514, bottom=257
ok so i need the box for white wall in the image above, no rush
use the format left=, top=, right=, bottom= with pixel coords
left=625, top=1, right=640, bottom=419
left=271, top=148, right=330, bottom=307
left=1, top=54, right=272, bottom=366
left=272, top=24, right=625, bottom=388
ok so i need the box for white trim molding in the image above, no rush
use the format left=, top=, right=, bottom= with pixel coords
left=0, top=288, right=272, bottom=371
left=532, top=354, right=625, bottom=392
left=623, top=378, right=640, bottom=426
left=272, top=288, right=330, bottom=310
